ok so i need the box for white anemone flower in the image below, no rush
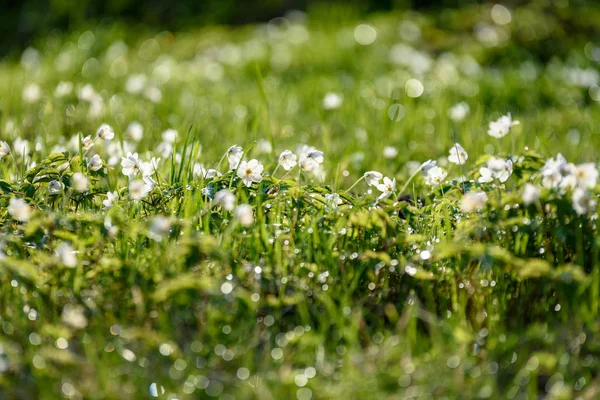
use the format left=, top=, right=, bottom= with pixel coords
left=364, top=171, right=383, bottom=186
left=279, top=150, right=297, bottom=171
left=103, top=191, right=118, bottom=209
left=461, top=191, right=488, bottom=213
left=55, top=242, right=77, bottom=268
left=227, top=145, right=244, bottom=170
left=572, top=187, right=597, bottom=215
left=425, top=166, right=447, bottom=186
left=448, top=143, right=468, bottom=165
left=121, top=152, right=141, bottom=177
left=448, top=102, right=470, bottom=122
left=376, top=177, right=396, bottom=200
left=522, top=183, right=540, bottom=205
left=48, top=180, right=64, bottom=195
left=478, top=167, right=494, bottom=183
left=574, top=163, right=598, bottom=189
left=325, top=193, right=343, bottom=208
left=214, top=190, right=236, bottom=211
left=8, top=198, right=31, bottom=221
left=237, top=159, right=264, bottom=187
left=129, top=180, right=151, bottom=200
left=0, top=141, right=10, bottom=158
left=96, top=124, right=115, bottom=140
left=300, top=150, right=324, bottom=172
left=235, top=204, right=254, bottom=226
left=72, top=172, right=89, bottom=191
left=487, top=113, right=520, bottom=138
left=88, top=154, right=103, bottom=171
left=81, top=135, right=94, bottom=150
left=162, top=129, right=178, bottom=144
left=323, top=92, right=343, bottom=110
left=126, top=122, right=144, bottom=141
left=486, top=157, right=513, bottom=182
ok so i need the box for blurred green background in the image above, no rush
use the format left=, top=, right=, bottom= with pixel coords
left=1, top=0, right=592, bottom=56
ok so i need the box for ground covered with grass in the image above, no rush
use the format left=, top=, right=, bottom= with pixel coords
left=2, top=2, right=600, bottom=399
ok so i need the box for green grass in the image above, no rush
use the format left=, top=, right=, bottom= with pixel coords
left=2, top=2, right=600, bottom=399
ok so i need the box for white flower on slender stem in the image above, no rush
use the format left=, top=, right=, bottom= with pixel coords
left=227, top=145, right=244, bottom=170
left=55, top=242, right=77, bottom=268
left=48, top=180, right=64, bottom=195
left=141, top=157, right=160, bottom=177
left=325, top=193, right=343, bottom=208
left=0, top=141, right=10, bottom=158
left=127, top=122, right=144, bottom=141
left=88, top=154, right=103, bottom=171
left=323, top=92, right=343, bottom=109
left=376, top=177, right=396, bottom=200
left=103, top=191, right=118, bottom=209
left=129, top=180, right=151, bottom=200
left=522, top=183, right=540, bottom=205
left=81, top=135, right=94, bottom=150
left=149, top=215, right=171, bottom=242
left=8, top=198, right=31, bottom=221
left=235, top=204, right=254, bottom=226
left=425, top=166, right=447, bottom=186
left=478, top=167, right=494, bottom=183
left=487, top=113, right=520, bottom=138
left=572, top=187, right=597, bottom=215
left=214, top=190, right=236, bottom=211
left=461, top=191, right=488, bottom=213
left=300, top=150, right=324, bottom=172
left=279, top=150, right=297, bottom=171
left=121, top=152, right=141, bottom=177
left=448, top=143, right=468, bottom=165
left=420, top=160, right=437, bottom=176
left=364, top=171, right=383, bottom=186
left=72, top=172, right=89, bottom=192
left=237, top=159, right=264, bottom=187
left=96, top=124, right=115, bottom=140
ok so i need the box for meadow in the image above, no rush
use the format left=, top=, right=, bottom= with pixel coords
left=1, top=2, right=600, bottom=399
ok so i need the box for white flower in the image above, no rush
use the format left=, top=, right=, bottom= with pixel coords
left=81, top=135, right=94, bottom=150
left=461, top=191, right=488, bottom=213
left=103, top=191, right=118, bottom=209
left=541, top=154, right=568, bottom=189
left=72, top=172, right=89, bottom=192
left=141, top=157, right=160, bottom=177
left=127, top=122, right=144, bottom=141
left=48, top=180, right=64, bottom=195
left=572, top=187, right=597, bottom=215
left=121, top=152, right=141, bottom=177
left=257, top=139, right=272, bottom=154
left=96, top=124, right=115, bottom=140
left=325, top=193, right=343, bottom=207
left=479, top=157, right=513, bottom=184
left=227, top=145, right=244, bottom=170
left=162, top=129, right=178, bottom=144
left=235, top=204, right=254, bottom=226
left=23, top=83, right=41, bottom=103
left=237, top=159, right=264, bottom=187
left=61, top=304, right=87, bottom=329
left=420, top=160, right=437, bottom=176
left=143, top=176, right=157, bottom=191
left=214, top=190, right=236, bottom=211
left=376, top=177, right=396, bottom=200
left=54, top=81, right=73, bottom=98
left=55, top=242, right=77, bottom=268
left=0, top=141, right=11, bottom=158
left=364, top=171, right=383, bottom=186
left=574, top=163, right=598, bottom=189
left=383, top=146, right=398, bottom=159
left=204, top=169, right=220, bottom=179
left=323, top=92, right=343, bottom=110
left=448, top=102, right=470, bottom=122
left=425, top=166, right=447, bottom=186
left=88, top=154, right=103, bottom=171
left=279, top=150, right=297, bottom=171
left=8, top=198, right=31, bottom=221
left=487, top=113, right=520, bottom=138
left=448, top=143, right=468, bottom=165
left=149, top=215, right=171, bottom=241
left=129, top=180, right=151, bottom=200
left=522, top=183, right=540, bottom=205
left=300, top=150, right=324, bottom=172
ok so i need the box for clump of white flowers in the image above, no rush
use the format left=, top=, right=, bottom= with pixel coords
left=479, top=157, right=513, bottom=183
left=448, top=143, right=468, bottom=165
